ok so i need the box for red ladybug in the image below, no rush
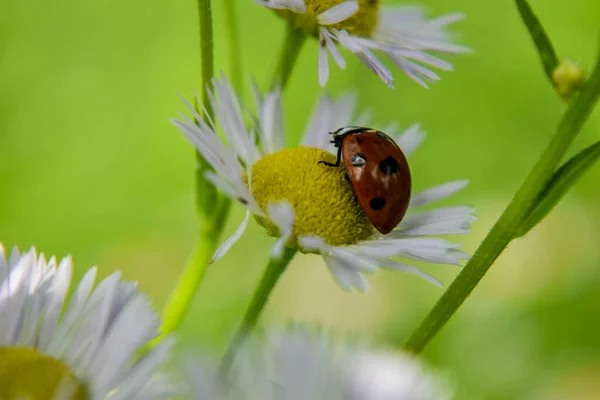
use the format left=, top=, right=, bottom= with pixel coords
left=319, top=126, right=411, bottom=234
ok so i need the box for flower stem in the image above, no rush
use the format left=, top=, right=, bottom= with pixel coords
left=220, top=247, right=298, bottom=373
left=198, top=0, right=214, bottom=113
left=271, top=23, right=307, bottom=90
left=156, top=223, right=217, bottom=342
left=150, top=0, right=223, bottom=348
left=404, top=55, right=600, bottom=354
left=223, top=0, right=243, bottom=95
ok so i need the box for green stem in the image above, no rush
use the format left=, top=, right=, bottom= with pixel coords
left=154, top=224, right=217, bottom=344
left=403, top=56, right=600, bottom=354
left=271, top=23, right=307, bottom=90
left=223, top=0, right=243, bottom=94
left=220, top=247, right=298, bottom=373
left=151, top=0, right=220, bottom=348
left=515, top=0, right=559, bottom=83
left=198, top=0, right=214, bottom=114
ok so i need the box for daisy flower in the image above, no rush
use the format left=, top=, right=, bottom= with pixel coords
left=172, top=77, right=475, bottom=292
left=0, top=244, right=174, bottom=400
left=186, top=326, right=452, bottom=399
left=255, top=0, right=469, bottom=87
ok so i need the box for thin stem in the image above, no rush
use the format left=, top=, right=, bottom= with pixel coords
left=154, top=223, right=217, bottom=344
left=271, top=23, right=307, bottom=90
left=223, top=0, right=243, bottom=95
left=150, top=0, right=220, bottom=349
left=198, top=0, right=214, bottom=115
left=515, top=0, right=559, bottom=83
left=220, top=247, right=298, bottom=373
left=404, top=56, right=600, bottom=354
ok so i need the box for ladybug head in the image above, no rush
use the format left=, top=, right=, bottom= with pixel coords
left=330, top=134, right=345, bottom=148
left=329, top=126, right=371, bottom=148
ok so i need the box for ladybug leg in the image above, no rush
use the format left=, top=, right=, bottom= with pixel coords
left=318, top=160, right=338, bottom=167
left=318, top=147, right=342, bottom=167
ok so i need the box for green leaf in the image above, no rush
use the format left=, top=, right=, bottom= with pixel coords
left=516, top=140, right=600, bottom=237
left=515, top=0, right=560, bottom=83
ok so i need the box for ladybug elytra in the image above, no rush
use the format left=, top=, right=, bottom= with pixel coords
left=319, top=126, right=412, bottom=234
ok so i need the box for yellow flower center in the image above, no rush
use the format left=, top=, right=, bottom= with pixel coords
left=278, top=0, right=380, bottom=37
left=250, top=147, right=374, bottom=247
left=0, top=347, right=88, bottom=400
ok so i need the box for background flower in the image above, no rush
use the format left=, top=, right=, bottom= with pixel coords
left=0, top=244, right=175, bottom=400
left=255, top=0, right=468, bottom=87
left=186, top=326, right=452, bottom=399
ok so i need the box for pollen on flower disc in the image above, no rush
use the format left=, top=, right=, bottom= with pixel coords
left=279, top=0, right=380, bottom=37
left=250, top=147, right=374, bottom=247
left=0, top=347, right=87, bottom=399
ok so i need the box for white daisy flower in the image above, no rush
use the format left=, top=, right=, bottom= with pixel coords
left=186, top=326, right=452, bottom=399
left=255, top=0, right=469, bottom=87
left=172, top=77, right=475, bottom=292
left=0, top=244, right=175, bottom=400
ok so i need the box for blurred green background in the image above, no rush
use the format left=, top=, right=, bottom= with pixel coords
left=2, top=0, right=600, bottom=398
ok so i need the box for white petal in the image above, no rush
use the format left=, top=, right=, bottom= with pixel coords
left=87, top=293, right=158, bottom=394
left=267, top=201, right=295, bottom=259
left=388, top=53, right=441, bottom=88
left=409, top=180, right=469, bottom=208
left=317, top=1, right=359, bottom=25
left=203, top=171, right=263, bottom=216
left=74, top=272, right=124, bottom=370
left=203, top=170, right=240, bottom=200
left=395, top=123, right=425, bottom=156
left=210, top=78, right=260, bottom=165
left=355, top=49, right=394, bottom=88
left=301, top=90, right=359, bottom=151
left=255, top=0, right=307, bottom=12
left=271, top=237, right=288, bottom=261
left=185, top=358, right=223, bottom=400
left=322, top=29, right=346, bottom=69
left=46, top=267, right=97, bottom=357
left=298, top=235, right=329, bottom=253
left=323, top=255, right=369, bottom=292
left=38, top=256, right=73, bottom=351
left=258, top=86, right=285, bottom=153
left=333, top=30, right=394, bottom=87
left=351, top=237, right=469, bottom=265
left=375, top=258, right=442, bottom=287
left=395, top=206, right=477, bottom=236
left=332, top=92, right=357, bottom=128
left=302, top=96, right=337, bottom=151
left=267, top=201, right=294, bottom=233
left=211, top=210, right=251, bottom=263
left=171, top=116, right=242, bottom=183
left=431, top=12, right=465, bottom=25
left=110, top=338, right=175, bottom=400
left=355, top=110, right=372, bottom=127
left=318, top=38, right=330, bottom=87
left=342, top=350, right=450, bottom=400
left=328, top=248, right=379, bottom=273
left=391, top=48, right=454, bottom=71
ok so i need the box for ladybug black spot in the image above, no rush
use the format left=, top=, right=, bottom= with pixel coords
left=379, top=156, right=400, bottom=175
left=369, top=197, right=386, bottom=211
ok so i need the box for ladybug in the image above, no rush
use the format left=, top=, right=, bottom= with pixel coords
left=319, top=126, right=411, bottom=234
